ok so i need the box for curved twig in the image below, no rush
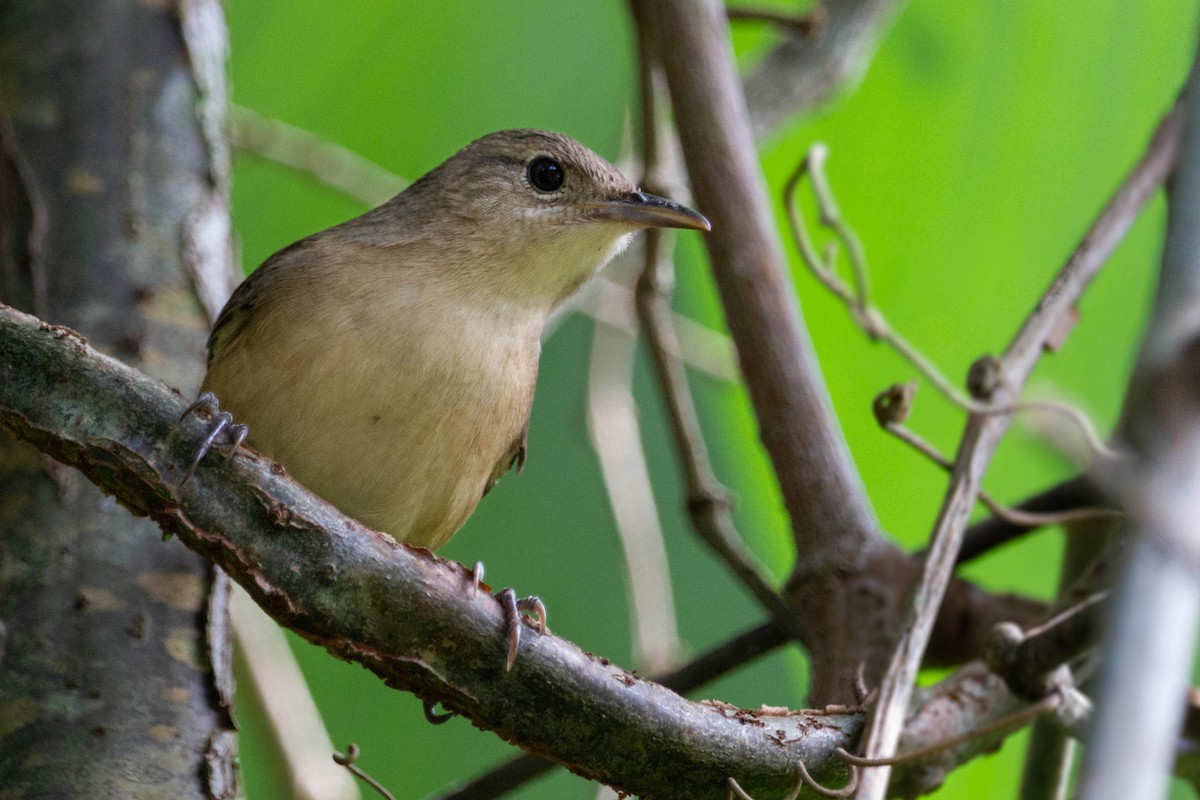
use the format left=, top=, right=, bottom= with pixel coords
left=785, top=144, right=1124, bottom=464
left=333, top=744, right=398, bottom=800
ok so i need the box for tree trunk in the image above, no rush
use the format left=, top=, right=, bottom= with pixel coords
left=0, top=0, right=238, bottom=795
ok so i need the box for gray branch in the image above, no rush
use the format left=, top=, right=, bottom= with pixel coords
left=743, top=0, right=908, bottom=140
left=1076, top=34, right=1200, bottom=800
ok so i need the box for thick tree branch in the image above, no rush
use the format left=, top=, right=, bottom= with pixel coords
left=434, top=622, right=787, bottom=800
left=8, top=299, right=1198, bottom=796
left=628, top=0, right=1050, bottom=710
left=0, top=302, right=862, bottom=800
left=631, top=0, right=877, bottom=587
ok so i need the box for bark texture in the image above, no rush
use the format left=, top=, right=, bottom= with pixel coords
left=0, top=0, right=237, bottom=796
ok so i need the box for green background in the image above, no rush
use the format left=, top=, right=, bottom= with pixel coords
left=224, top=2, right=1198, bottom=797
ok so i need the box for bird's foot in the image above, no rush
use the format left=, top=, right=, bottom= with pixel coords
left=178, top=391, right=249, bottom=486
left=468, top=561, right=547, bottom=671
left=498, top=588, right=546, bottom=672
left=422, top=699, right=455, bottom=725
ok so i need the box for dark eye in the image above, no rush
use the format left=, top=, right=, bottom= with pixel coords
left=527, top=156, right=564, bottom=192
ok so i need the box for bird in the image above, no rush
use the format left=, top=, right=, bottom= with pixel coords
left=183, top=128, right=709, bottom=668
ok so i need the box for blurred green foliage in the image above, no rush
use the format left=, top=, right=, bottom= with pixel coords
left=225, top=1, right=1197, bottom=797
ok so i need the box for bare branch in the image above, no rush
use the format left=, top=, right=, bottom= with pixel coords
left=956, top=476, right=1110, bottom=565
left=743, top=0, right=908, bottom=140
left=1018, top=720, right=1075, bottom=800
left=727, top=4, right=827, bottom=37
left=231, top=105, right=406, bottom=206
left=788, top=147, right=1124, bottom=465
left=631, top=0, right=878, bottom=580
left=872, top=384, right=1121, bottom=537
left=632, top=30, right=789, bottom=624
left=434, top=622, right=788, bottom=800
left=857, top=100, right=1185, bottom=797
left=0, top=302, right=863, bottom=799
left=587, top=285, right=682, bottom=672
left=1077, top=45, right=1200, bottom=799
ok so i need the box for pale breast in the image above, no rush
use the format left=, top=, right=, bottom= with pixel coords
left=202, top=274, right=542, bottom=549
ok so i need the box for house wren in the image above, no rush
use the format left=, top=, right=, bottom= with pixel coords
left=187, top=129, right=709, bottom=665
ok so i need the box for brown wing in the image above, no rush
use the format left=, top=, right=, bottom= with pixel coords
left=206, top=237, right=313, bottom=366
left=482, top=428, right=527, bottom=498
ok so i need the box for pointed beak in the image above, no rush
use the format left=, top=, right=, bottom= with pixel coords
left=590, top=191, right=711, bottom=232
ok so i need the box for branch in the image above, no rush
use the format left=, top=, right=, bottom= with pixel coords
left=743, top=0, right=908, bottom=140
left=955, top=476, right=1109, bottom=565
left=1076, top=44, right=1200, bottom=798
left=632, top=26, right=789, bottom=625
left=856, top=100, right=1185, bottom=797
left=434, top=622, right=787, bottom=800
left=631, top=0, right=878, bottom=582
left=10, top=298, right=1183, bottom=795
left=727, top=4, right=827, bottom=37
left=629, top=0, right=1049, bottom=709
left=0, top=302, right=862, bottom=799
left=587, top=282, right=682, bottom=671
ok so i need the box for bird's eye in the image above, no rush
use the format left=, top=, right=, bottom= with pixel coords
left=527, top=156, right=565, bottom=193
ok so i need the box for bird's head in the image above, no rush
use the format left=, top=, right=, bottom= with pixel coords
left=397, top=129, right=710, bottom=312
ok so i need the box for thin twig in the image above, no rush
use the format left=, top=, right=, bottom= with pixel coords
left=786, top=144, right=1124, bottom=464
left=727, top=758, right=858, bottom=799
left=230, top=105, right=407, bottom=205
left=956, top=476, right=1111, bottom=564
left=726, top=4, right=827, bottom=37
left=838, top=692, right=1061, bottom=768
left=587, top=264, right=682, bottom=672
left=230, top=586, right=360, bottom=800
left=855, top=101, right=1185, bottom=799
left=633, top=19, right=790, bottom=624
left=333, top=744, right=397, bottom=800
left=873, top=384, right=1122, bottom=533
left=632, top=0, right=880, bottom=596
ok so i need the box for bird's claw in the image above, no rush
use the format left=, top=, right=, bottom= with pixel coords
left=178, top=391, right=249, bottom=486
left=422, top=699, right=455, bottom=725
left=497, top=587, right=547, bottom=671
left=466, top=563, right=547, bottom=670
left=470, top=561, right=484, bottom=599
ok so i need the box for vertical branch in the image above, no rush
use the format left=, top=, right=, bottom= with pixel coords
left=743, top=0, right=909, bottom=140
left=586, top=286, right=682, bottom=672
left=1076, top=39, right=1200, bottom=800
left=628, top=0, right=879, bottom=581
left=632, top=19, right=788, bottom=623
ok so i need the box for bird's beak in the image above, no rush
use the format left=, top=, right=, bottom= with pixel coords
left=591, top=191, right=711, bottom=232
